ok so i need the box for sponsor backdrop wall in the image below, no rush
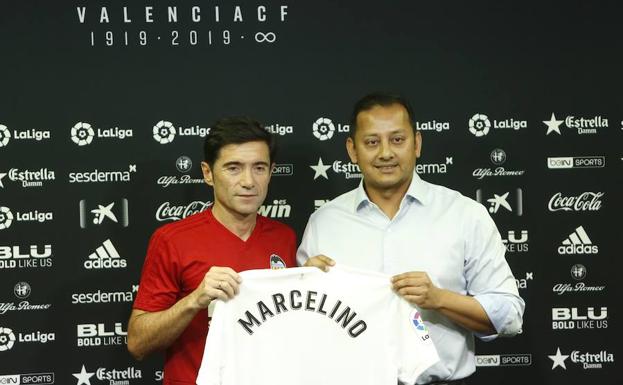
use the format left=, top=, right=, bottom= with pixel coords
left=0, top=1, right=620, bottom=384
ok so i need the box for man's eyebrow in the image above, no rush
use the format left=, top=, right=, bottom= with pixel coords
left=221, top=161, right=243, bottom=167
left=221, top=161, right=270, bottom=167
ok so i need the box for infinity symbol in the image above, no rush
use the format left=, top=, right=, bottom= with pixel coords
left=255, top=32, right=276, bottom=43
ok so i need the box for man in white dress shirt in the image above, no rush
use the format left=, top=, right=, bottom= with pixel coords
left=297, top=92, right=525, bottom=385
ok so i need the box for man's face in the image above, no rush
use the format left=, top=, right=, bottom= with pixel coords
left=201, top=141, right=272, bottom=218
left=347, top=103, right=421, bottom=194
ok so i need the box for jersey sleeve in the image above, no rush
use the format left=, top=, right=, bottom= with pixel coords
left=133, top=228, right=182, bottom=311
left=197, top=300, right=228, bottom=385
left=391, top=300, right=440, bottom=384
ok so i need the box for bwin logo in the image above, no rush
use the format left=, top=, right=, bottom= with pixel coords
left=0, top=207, right=14, bottom=230
left=558, top=226, right=598, bottom=254
left=153, top=120, right=176, bottom=144
left=0, top=124, right=10, bottom=147
left=84, top=239, right=127, bottom=269
left=71, top=122, right=95, bottom=146
left=312, top=117, right=335, bottom=141
left=469, top=114, right=491, bottom=137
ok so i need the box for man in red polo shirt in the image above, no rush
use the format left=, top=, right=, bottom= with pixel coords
left=127, top=117, right=297, bottom=385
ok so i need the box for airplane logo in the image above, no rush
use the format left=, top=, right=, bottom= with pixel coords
left=486, top=192, right=512, bottom=213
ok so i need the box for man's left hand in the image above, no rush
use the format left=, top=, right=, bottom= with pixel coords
left=391, top=271, right=444, bottom=309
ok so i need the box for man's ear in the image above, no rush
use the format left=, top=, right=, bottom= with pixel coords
left=415, top=131, right=422, bottom=159
left=346, top=137, right=358, bottom=164
left=201, top=161, right=214, bottom=186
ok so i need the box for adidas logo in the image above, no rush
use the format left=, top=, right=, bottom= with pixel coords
left=84, top=239, right=127, bottom=269
left=557, top=226, right=599, bottom=255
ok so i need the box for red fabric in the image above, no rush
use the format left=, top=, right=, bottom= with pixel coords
left=133, top=209, right=297, bottom=385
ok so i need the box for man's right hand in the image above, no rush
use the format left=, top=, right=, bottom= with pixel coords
left=304, top=255, right=335, bottom=272
left=192, top=266, right=242, bottom=308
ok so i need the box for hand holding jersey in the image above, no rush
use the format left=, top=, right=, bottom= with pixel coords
left=303, top=254, right=335, bottom=272
left=192, top=267, right=242, bottom=307
left=306, top=256, right=496, bottom=336
left=197, top=265, right=440, bottom=385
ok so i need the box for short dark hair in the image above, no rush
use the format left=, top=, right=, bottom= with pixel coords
left=203, top=117, right=276, bottom=167
left=349, top=92, right=416, bottom=138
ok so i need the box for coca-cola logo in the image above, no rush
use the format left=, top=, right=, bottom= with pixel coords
left=548, top=192, right=603, bottom=212
left=156, top=201, right=212, bottom=221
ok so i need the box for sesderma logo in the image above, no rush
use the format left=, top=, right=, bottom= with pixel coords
left=558, top=226, right=598, bottom=255
left=68, top=165, right=137, bottom=183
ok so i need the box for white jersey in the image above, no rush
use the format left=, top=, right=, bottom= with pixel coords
left=197, top=265, right=439, bottom=385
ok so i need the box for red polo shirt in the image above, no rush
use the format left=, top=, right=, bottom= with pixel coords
left=133, top=209, right=297, bottom=385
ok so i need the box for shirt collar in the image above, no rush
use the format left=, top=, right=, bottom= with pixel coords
left=354, top=171, right=429, bottom=212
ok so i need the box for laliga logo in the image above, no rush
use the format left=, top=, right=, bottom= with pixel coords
left=469, top=114, right=491, bottom=137
left=0, top=327, right=16, bottom=351
left=71, top=122, right=95, bottom=146
left=313, top=117, right=335, bottom=141
left=153, top=120, right=176, bottom=144
left=0, top=207, right=14, bottom=230
left=0, top=124, right=10, bottom=147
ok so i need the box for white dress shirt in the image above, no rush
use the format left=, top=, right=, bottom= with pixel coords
left=297, top=172, right=525, bottom=383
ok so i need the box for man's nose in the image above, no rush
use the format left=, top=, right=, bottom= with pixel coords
left=378, top=139, right=394, bottom=160
left=240, top=168, right=255, bottom=188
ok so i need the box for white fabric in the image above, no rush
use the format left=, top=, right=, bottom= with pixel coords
left=197, top=265, right=439, bottom=385
left=296, top=173, right=525, bottom=383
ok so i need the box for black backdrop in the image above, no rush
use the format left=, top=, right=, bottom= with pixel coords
left=0, top=1, right=620, bottom=384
